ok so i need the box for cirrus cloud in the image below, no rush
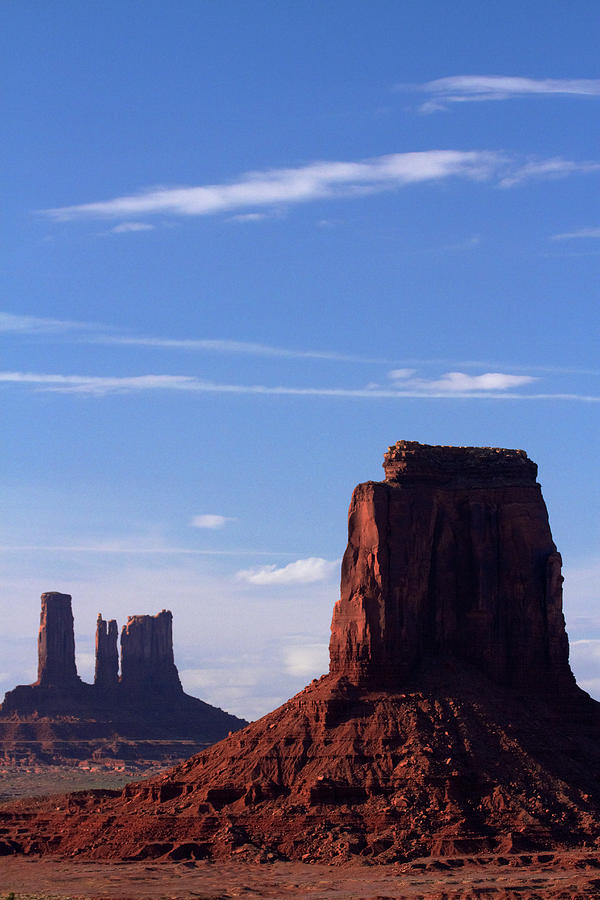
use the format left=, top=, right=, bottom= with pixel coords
left=551, top=227, right=600, bottom=241
left=388, top=369, right=537, bottom=392
left=109, top=221, right=155, bottom=233
left=41, top=150, right=505, bottom=222
left=412, top=75, right=600, bottom=113
left=0, top=369, right=598, bottom=403
left=40, top=149, right=600, bottom=226
left=0, top=311, right=93, bottom=335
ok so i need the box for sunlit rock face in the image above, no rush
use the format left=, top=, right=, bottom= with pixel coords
left=329, top=441, right=573, bottom=692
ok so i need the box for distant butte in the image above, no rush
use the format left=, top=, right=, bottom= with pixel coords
left=0, top=595, right=246, bottom=765
left=2, top=441, right=600, bottom=865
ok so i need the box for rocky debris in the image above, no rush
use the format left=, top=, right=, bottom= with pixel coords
left=329, top=440, right=573, bottom=692
left=94, top=615, right=118, bottom=688
left=0, top=597, right=247, bottom=763
left=1, top=441, right=599, bottom=865
left=35, top=592, right=80, bottom=688
left=120, top=610, right=182, bottom=697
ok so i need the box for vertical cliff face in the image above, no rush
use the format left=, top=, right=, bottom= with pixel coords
left=94, top=614, right=119, bottom=688
left=329, top=441, right=574, bottom=692
left=120, top=609, right=182, bottom=696
left=35, top=592, right=80, bottom=687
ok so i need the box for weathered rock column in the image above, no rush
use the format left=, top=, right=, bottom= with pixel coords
left=120, top=609, right=182, bottom=696
left=329, top=441, right=575, bottom=693
left=94, top=614, right=119, bottom=688
left=35, top=592, right=79, bottom=687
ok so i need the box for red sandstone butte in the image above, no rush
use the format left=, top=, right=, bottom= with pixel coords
left=120, top=610, right=182, bottom=697
left=330, top=441, right=572, bottom=692
left=2, top=441, right=600, bottom=865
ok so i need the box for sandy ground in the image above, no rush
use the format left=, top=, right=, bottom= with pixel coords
left=0, top=762, right=170, bottom=804
left=2, top=855, right=600, bottom=899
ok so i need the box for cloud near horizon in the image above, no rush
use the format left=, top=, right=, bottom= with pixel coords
left=191, top=514, right=235, bottom=530
left=412, top=75, right=600, bottom=113
left=237, top=557, right=339, bottom=586
left=284, top=643, right=329, bottom=677
left=39, top=149, right=600, bottom=225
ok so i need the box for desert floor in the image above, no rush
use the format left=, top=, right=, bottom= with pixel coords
left=2, top=853, right=600, bottom=899
left=2, top=767, right=600, bottom=898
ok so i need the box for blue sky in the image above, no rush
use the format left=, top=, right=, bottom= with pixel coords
left=2, top=1, right=599, bottom=719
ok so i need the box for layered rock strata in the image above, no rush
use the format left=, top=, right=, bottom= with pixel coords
left=36, top=592, right=80, bottom=687
left=2, top=441, right=599, bottom=864
left=329, top=441, right=573, bottom=692
left=120, top=611, right=182, bottom=696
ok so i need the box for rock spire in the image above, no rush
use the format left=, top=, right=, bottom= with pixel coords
left=35, top=592, right=79, bottom=687
left=94, top=614, right=119, bottom=688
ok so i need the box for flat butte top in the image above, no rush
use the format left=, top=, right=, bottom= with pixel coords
left=382, top=440, right=538, bottom=486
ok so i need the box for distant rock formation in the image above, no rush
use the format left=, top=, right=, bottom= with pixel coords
left=3, top=441, right=600, bottom=864
left=0, top=596, right=247, bottom=763
left=36, top=592, right=80, bottom=688
left=120, top=611, right=182, bottom=697
left=329, top=441, right=573, bottom=692
left=94, top=614, right=118, bottom=689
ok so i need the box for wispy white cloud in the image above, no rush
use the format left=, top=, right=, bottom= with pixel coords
left=40, top=149, right=600, bottom=226
left=97, top=334, right=387, bottom=363
left=0, top=371, right=196, bottom=395
left=0, top=541, right=294, bottom=558
left=388, top=367, right=417, bottom=380
left=227, top=212, right=269, bottom=223
left=41, top=151, right=505, bottom=222
left=190, top=514, right=235, bottom=530
left=388, top=369, right=536, bottom=392
left=0, top=309, right=386, bottom=363
left=0, top=542, right=287, bottom=556
left=109, top=221, right=155, bottom=233
left=4, top=316, right=598, bottom=376
left=237, top=557, right=339, bottom=586
left=0, top=311, right=91, bottom=335
left=0, top=369, right=598, bottom=402
left=499, top=158, right=600, bottom=188
left=551, top=227, right=600, bottom=241
left=412, top=75, right=600, bottom=113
